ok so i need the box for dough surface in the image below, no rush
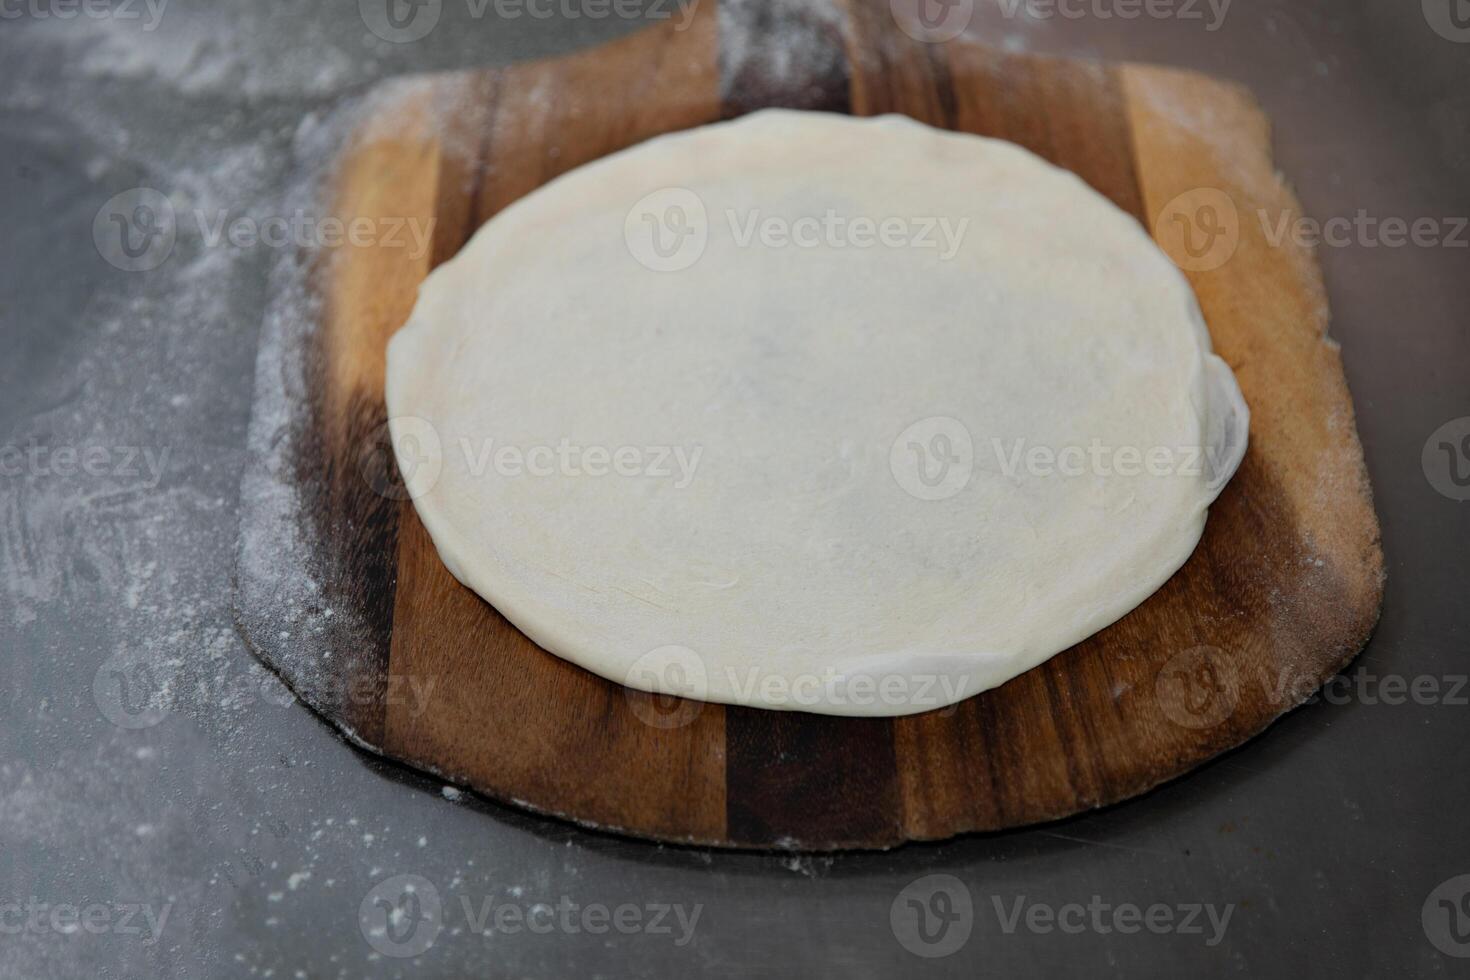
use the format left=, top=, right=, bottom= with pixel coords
left=386, top=109, right=1248, bottom=717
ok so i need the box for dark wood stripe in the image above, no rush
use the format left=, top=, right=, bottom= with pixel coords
left=725, top=706, right=900, bottom=847
left=841, top=0, right=956, bottom=125
left=434, top=71, right=500, bottom=268
left=301, top=379, right=398, bottom=746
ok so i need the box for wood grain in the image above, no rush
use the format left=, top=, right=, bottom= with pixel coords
left=239, top=0, right=1383, bottom=849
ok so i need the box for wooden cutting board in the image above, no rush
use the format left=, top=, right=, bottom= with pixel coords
left=234, top=0, right=1383, bottom=849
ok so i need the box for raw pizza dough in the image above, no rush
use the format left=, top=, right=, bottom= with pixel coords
left=385, top=109, right=1248, bottom=718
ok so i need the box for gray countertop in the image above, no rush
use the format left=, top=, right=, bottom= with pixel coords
left=2, top=1, right=1467, bottom=976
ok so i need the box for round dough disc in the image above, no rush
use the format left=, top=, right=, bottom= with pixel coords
left=386, top=109, right=1248, bottom=718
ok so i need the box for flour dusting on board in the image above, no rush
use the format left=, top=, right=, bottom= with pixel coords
left=236, top=76, right=496, bottom=747
left=718, top=0, right=847, bottom=97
